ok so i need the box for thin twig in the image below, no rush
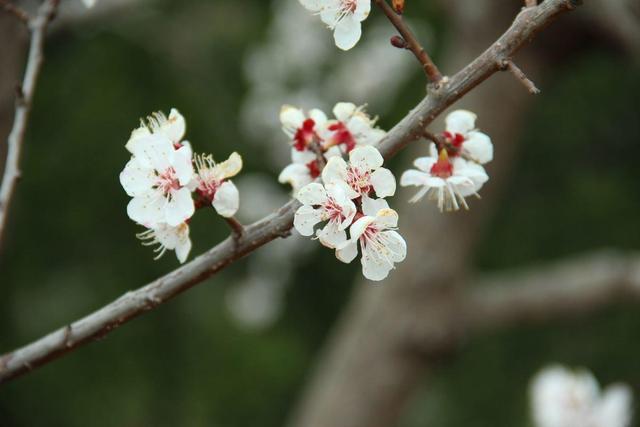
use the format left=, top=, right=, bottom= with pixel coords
left=501, top=59, right=540, bottom=94
left=0, top=0, right=581, bottom=384
left=224, top=217, right=244, bottom=242
left=0, top=0, right=30, bottom=24
left=374, top=0, right=443, bottom=84
left=0, top=0, right=59, bottom=248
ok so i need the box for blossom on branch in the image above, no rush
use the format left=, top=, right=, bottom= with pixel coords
left=321, top=102, right=386, bottom=152
left=400, top=144, right=488, bottom=211
left=530, top=365, right=633, bottom=427
left=193, top=152, right=243, bottom=218
left=137, top=222, right=192, bottom=264
left=299, top=0, right=371, bottom=50
left=126, top=108, right=190, bottom=153
left=336, top=197, right=406, bottom=281
left=442, top=110, right=493, bottom=164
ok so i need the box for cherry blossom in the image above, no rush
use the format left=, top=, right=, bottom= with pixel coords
left=279, top=147, right=342, bottom=195
left=193, top=152, right=243, bottom=218
left=294, top=183, right=357, bottom=248
left=126, top=108, right=190, bottom=154
left=441, top=110, right=493, bottom=164
left=136, top=222, right=192, bottom=264
left=530, top=365, right=632, bottom=427
left=322, top=145, right=396, bottom=201
left=280, top=105, right=328, bottom=152
left=400, top=144, right=488, bottom=211
left=299, top=0, right=372, bottom=50
left=321, top=102, right=386, bottom=152
left=120, top=135, right=195, bottom=227
left=335, top=197, right=406, bottom=281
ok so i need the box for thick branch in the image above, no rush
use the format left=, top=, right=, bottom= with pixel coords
left=0, top=0, right=580, bottom=384
left=467, top=250, right=640, bottom=331
left=374, top=0, right=442, bottom=83
left=0, top=0, right=59, bottom=246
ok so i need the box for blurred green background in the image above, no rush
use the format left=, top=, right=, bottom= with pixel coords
left=0, top=0, right=639, bottom=426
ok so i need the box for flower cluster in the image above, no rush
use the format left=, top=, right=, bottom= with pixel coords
left=400, top=110, right=493, bottom=211
left=299, top=0, right=372, bottom=50
left=120, top=109, right=243, bottom=263
left=293, top=145, right=406, bottom=281
left=278, top=102, right=386, bottom=195
left=530, top=365, right=633, bottom=427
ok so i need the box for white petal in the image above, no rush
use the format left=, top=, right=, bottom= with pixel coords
left=322, top=156, right=348, bottom=185
left=299, top=0, right=323, bottom=12
left=132, top=135, right=174, bottom=172
left=349, top=215, right=375, bottom=241
left=333, top=16, right=362, bottom=51
left=375, top=208, right=399, bottom=229
left=333, top=102, right=357, bottom=122
left=280, top=105, right=305, bottom=130
left=324, top=146, right=343, bottom=160
left=120, top=158, right=155, bottom=197
left=596, top=385, right=633, bottom=427
left=361, top=195, right=389, bottom=217
left=292, top=148, right=316, bottom=164
left=293, top=205, right=323, bottom=236
left=370, top=167, right=396, bottom=198
left=446, top=110, right=477, bottom=135
left=297, top=182, right=328, bottom=206
left=400, top=169, right=429, bottom=187
left=349, top=145, right=383, bottom=171
left=317, top=222, right=347, bottom=248
left=125, top=124, right=151, bottom=154
left=173, top=146, right=194, bottom=185
left=463, top=131, right=493, bottom=164
left=212, top=181, right=240, bottom=218
left=353, top=0, right=371, bottom=21
left=413, top=156, right=437, bottom=173
left=383, top=230, right=407, bottom=262
left=127, top=193, right=165, bottom=227
left=175, top=236, right=192, bottom=264
left=361, top=247, right=392, bottom=281
left=165, top=187, right=195, bottom=226
left=279, top=164, right=312, bottom=192
left=215, top=152, right=243, bottom=180
left=162, top=108, right=186, bottom=143
left=336, top=240, right=358, bottom=264
left=309, top=109, right=327, bottom=127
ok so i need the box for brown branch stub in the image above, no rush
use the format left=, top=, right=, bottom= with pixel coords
left=0, top=0, right=30, bottom=24
left=500, top=59, right=540, bottom=94
left=225, top=217, right=245, bottom=242
left=374, top=0, right=443, bottom=84
left=0, top=0, right=583, bottom=384
left=0, top=0, right=60, bottom=248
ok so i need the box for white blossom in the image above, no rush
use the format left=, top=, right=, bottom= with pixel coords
left=322, top=145, right=396, bottom=201
left=320, top=102, right=386, bottom=152
left=120, top=135, right=195, bottom=227
left=299, top=0, right=372, bottom=50
left=400, top=144, right=488, bottom=211
left=279, top=147, right=341, bottom=195
left=335, top=197, right=406, bottom=281
left=442, top=109, right=493, bottom=164
left=294, top=182, right=357, bottom=248
left=136, top=222, right=192, bottom=264
left=193, top=152, right=243, bottom=218
left=126, top=109, right=190, bottom=154
left=530, top=365, right=633, bottom=427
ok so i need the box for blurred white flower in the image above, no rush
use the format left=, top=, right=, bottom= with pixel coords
left=82, top=0, right=96, bottom=8
left=299, top=0, right=371, bottom=50
left=442, top=110, right=493, bottom=164
left=530, top=365, right=633, bottom=427
left=120, top=136, right=195, bottom=227
left=400, top=144, right=488, bottom=211
left=322, top=145, right=396, bottom=200
left=136, top=222, right=192, bottom=264
left=321, top=102, right=386, bottom=152
left=193, top=152, right=243, bottom=218
left=336, top=197, right=406, bottom=281
left=294, top=183, right=357, bottom=248
left=225, top=276, right=284, bottom=331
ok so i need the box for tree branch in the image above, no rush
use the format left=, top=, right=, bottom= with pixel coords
left=0, top=0, right=59, bottom=247
left=374, top=0, right=442, bottom=83
left=0, top=0, right=30, bottom=24
left=0, top=0, right=581, bottom=384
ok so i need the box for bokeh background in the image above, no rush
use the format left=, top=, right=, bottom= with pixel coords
left=0, top=0, right=639, bottom=426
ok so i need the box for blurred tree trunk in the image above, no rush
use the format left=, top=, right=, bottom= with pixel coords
left=287, top=2, right=550, bottom=427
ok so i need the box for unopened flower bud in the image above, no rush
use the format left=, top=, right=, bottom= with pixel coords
left=392, top=0, right=405, bottom=14
left=390, top=35, right=408, bottom=49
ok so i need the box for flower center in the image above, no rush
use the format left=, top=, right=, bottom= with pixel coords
left=324, top=197, right=346, bottom=223
left=294, top=118, right=317, bottom=151
left=430, top=149, right=453, bottom=179
left=327, top=122, right=357, bottom=152
left=442, top=131, right=466, bottom=157
left=347, top=166, right=371, bottom=195
left=341, top=0, right=357, bottom=13
left=156, top=167, right=180, bottom=196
